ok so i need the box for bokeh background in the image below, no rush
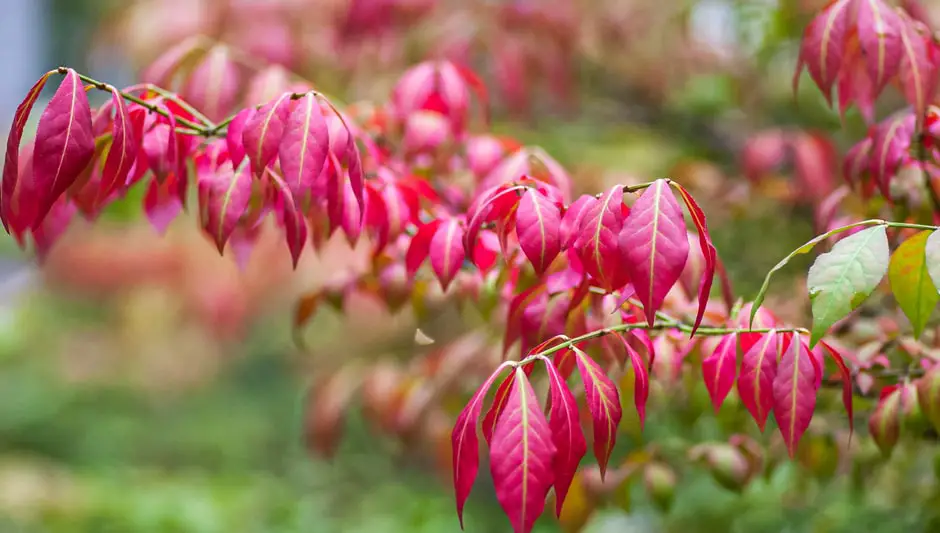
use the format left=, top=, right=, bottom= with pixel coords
left=2, top=0, right=940, bottom=532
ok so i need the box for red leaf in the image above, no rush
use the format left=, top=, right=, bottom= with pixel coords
left=560, top=194, right=596, bottom=249
left=620, top=335, right=650, bottom=428
left=200, top=160, right=252, bottom=254
left=406, top=219, right=443, bottom=277
left=242, top=92, right=292, bottom=177
left=489, top=367, right=556, bottom=533
left=772, top=335, right=818, bottom=457
left=98, top=87, right=138, bottom=204
left=279, top=93, right=329, bottom=205
left=464, top=184, right=523, bottom=258
left=540, top=356, right=586, bottom=517
left=619, top=179, right=689, bottom=326
left=32, top=196, right=76, bottom=261
left=270, top=171, right=307, bottom=267
left=482, top=362, right=536, bottom=445
left=430, top=219, right=466, bottom=290
left=31, top=68, right=95, bottom=228
left=183, top=45, right=239, bottom=122
left=226, top=107, right=255, bottom=166
left=516, top=188, right=562, bottom=275
left=451, top=363, right=512, bottom=528
left=796, top=0, right=853, bottom=102
left=819, top=340, right=855, bottom=438
left=857, top=0, right=904, bottom=96
left=702, top=333, right=738, bottom=412
left=737, top=331, right=779, bottom=431
left=574, top=185, right=627, bottom=291
left=870, top=112, right=915, bottom=198
left=897, top=12, right=940, bottom=128
left=143, top=175, right=183, bottom=235
left=2, top=71, right=53, bottom=235
left=572, top=347, right=622, bottom=477
left=670, top=182, right=716, bottom=335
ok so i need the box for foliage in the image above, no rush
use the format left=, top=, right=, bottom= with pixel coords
left=6, top=0, right=940, bottom=532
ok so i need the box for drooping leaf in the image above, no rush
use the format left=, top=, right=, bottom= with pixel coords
left=737, top=331, right=779, bottom=431
left=701, top=333, right=738, bottom=412
left=897, top=12, right=940, bottom=128
left=819, top=340, right=855, bottom=437
left=482, top=363, right=536, bottom=446
left=888, top=230, right=939, bottom=338
left=574, top=185, right=627, bottom=291
left=620, top=335, right=650, bottom=428
left=279, top=93, right=329, bottom=204
left=406, top=219, right=444, bottom=276
left=619, top=179, right=689, bottom=326
left=856, top=0, right=904, bottom=96
left=452, top=363, right=512, bottom=528
left=796, top=0, right=853, bottom=103
left=572, top=347, right=622, bottom=477
left=200, top=160, right=253, bottom=254
left=489, top=366, right=556, bottom=533
left=670, top=182, right=716, bottom=335
left=772, top=336, right=818, bottom=457
left=540, top=357, right=586, bottom=516
left=807, top=225, right=889, bottom=346
left=870, top=113, right=915, bottom=198
left=242, top=92, right=292, bottom=177
left=2, top=71, right=53, bottom=235
left=183, top=44, right=239, bottom=123
left=31, top=68, right=95, bottom=227
left=430, top=219, right=466, bottom=291
left=98, top=86, right=137, bottom=204
left=516, top=188, right=562, bottom=275
left=923, top=231, right=940, bottom=315
left=226, top=107, right=255, bottom=166
left=143, top=175, right=183, bottom=235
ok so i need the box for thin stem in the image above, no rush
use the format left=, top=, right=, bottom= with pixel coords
left=124, top=83, right=215, bottom=128
left=64, top=68, right=215, bottom=136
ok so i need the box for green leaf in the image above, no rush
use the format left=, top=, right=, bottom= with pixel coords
left=925, top=231, right=940, bottom=310
left=807, top=226, right=889, bottom=346
left=889, top=231, right=939, bottom=338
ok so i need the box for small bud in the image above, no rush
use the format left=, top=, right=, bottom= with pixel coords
left=643, top=462, right=677, bottom=512
left=869, top=386, right=902, bottom=457
left=916, top=366, right=940, bottom=433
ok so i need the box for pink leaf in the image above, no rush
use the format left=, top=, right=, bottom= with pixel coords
left=143, top=175, right=183, bottom=235
left=573, top=347, right=622, bottom=477
left=819, top=340, right=855, bottom=438
left=2, top=71, right=53, bottom=236
left=574, top=185, right=627, bottom=291
left=540, top=356, right=586, bottom=517
left=279, top=93, right=329, bottom=205
left=242, top=92, right=292, bottom=177
left=429, top=219, right=466, bottom=290
left=31, top=68, right=95, bottom=227
left=772, top=335, right=818, bottom=457
left=737, top=331, right=779, bottom=431
left=796, top=0, right=853, bottom=102
left=183, top=45, right=240, bottom=122
left=516, top=188, right=562, bottom=275
left=619, top=179, right=690, bottom=326
left=200, top=160, right=252, bottom=254
left=489, top=367, right=556, bottom=533
left=226, top=107, right=255, bottom=166
left=671, top=182, right=716, bottom=335
left=405, top=219, right=443, bottom=277
left=93, top=90, right=135, bottom=207
left=857, top=0, right=904, bottom=96
left=620, top=335, right=650, bottom=428
left=702, top=333, right=738, bottom=412
left=451, top=363, right=512, bottom=528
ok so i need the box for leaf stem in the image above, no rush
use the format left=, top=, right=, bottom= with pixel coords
left=63, top=68, right=217, bottom=136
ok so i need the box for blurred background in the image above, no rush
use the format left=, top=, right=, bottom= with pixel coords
left=2, top=0, right=940, bottom=532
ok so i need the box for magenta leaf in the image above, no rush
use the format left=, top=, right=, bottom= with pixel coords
left=516, top=188, right=562, bottom=275
left=670, top=182, right=716, bottom=335
left=737, top=331, right=779, bottom=431
left=451, top=363, right=512, bottom=529
left=242, top=92, right=292, bottom=177
left=572, top=347, right=622, bottom=477
left=619, top=179, right=690, bottom=326
left=405, top=219, right=443, bottom=277
left=772, top=335, right=818, bottom=457
left=31, top=68, right=95, bottom=228
left=279, top=93, right=329, bottom=205
left=98, top=87, right=138, bottom=204
left=574, top=184, right=627, bottom=291
left=702, top=333, right=738, bottom=412
left=489, top=366, right=556, bottom=533
left=430, top=219, right=466, bottom=290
